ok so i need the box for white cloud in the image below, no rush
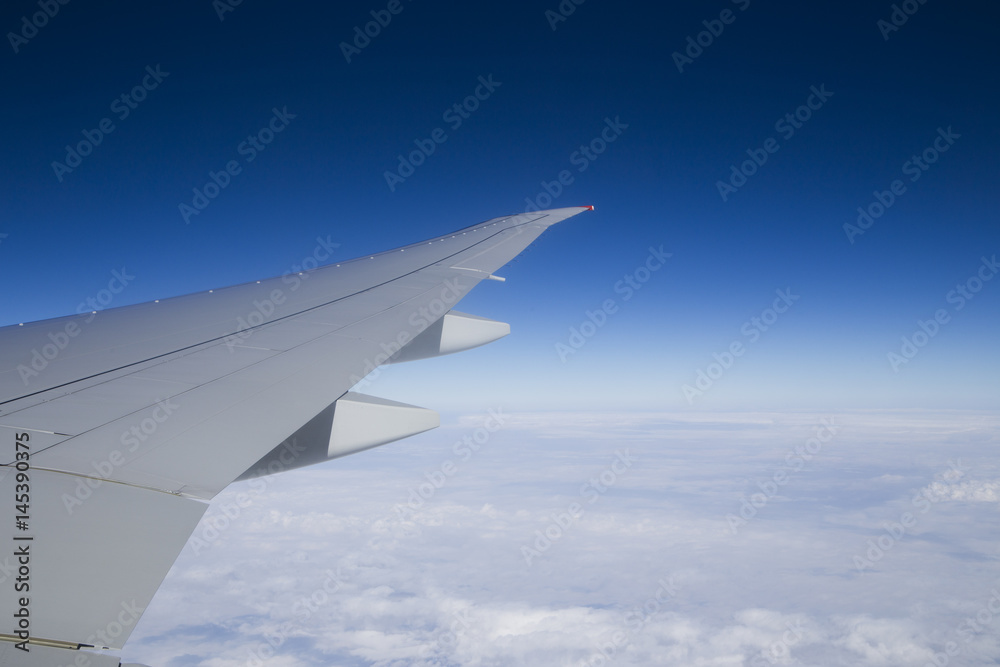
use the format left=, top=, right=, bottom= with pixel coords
left=122, top=410, right=1000, bottom=666
left=920, top=479, right=1000, bottom=503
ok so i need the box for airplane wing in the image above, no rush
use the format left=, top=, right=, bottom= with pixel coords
left=0, top=206, right=592, bottom=666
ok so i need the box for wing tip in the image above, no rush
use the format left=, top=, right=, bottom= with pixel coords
left=540, top=205, right=596, bottom=226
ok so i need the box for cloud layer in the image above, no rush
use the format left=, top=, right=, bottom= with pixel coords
left=122, top=410, right=1000, bottom=666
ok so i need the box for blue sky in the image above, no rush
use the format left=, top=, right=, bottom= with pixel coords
left=3, top=0, right=997, bottom=412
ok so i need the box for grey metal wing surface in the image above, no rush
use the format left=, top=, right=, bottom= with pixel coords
left=0, top=206, right=592, bottom=666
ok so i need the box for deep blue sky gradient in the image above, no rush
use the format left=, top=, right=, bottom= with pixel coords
left=2, top=0, right=997, bottom=411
